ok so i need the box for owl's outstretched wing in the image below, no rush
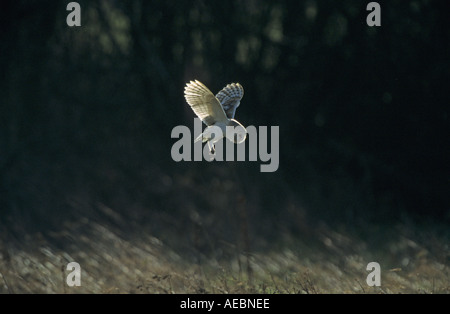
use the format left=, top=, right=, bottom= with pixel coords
left=184, top=80, right=228, bottom=126
left=215, top=83, right=244, bottom=119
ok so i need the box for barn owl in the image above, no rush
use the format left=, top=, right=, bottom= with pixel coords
left=184, top=80, right=247, bottom=154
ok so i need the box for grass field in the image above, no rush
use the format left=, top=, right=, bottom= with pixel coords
left=1, top=212, right=448, bottom=294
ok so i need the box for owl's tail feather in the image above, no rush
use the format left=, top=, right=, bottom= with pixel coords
left=194, top=133, right=209, bottom=143
left=194, top=133, right=215, bottom=155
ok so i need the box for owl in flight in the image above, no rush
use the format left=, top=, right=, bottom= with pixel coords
left=184, top=80, right=247, bottom=154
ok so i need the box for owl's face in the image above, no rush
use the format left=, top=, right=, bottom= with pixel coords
left=227, top=120, right=247, bottom=144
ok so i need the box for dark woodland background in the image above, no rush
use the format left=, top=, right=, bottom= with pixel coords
left=0, top=0, right=449, bottom=265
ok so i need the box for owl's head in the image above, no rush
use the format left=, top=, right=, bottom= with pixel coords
left=226, top=119, right=247, bottom=144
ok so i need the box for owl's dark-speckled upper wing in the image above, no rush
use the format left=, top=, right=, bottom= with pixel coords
left=215, top=83, right=244, bottom=119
